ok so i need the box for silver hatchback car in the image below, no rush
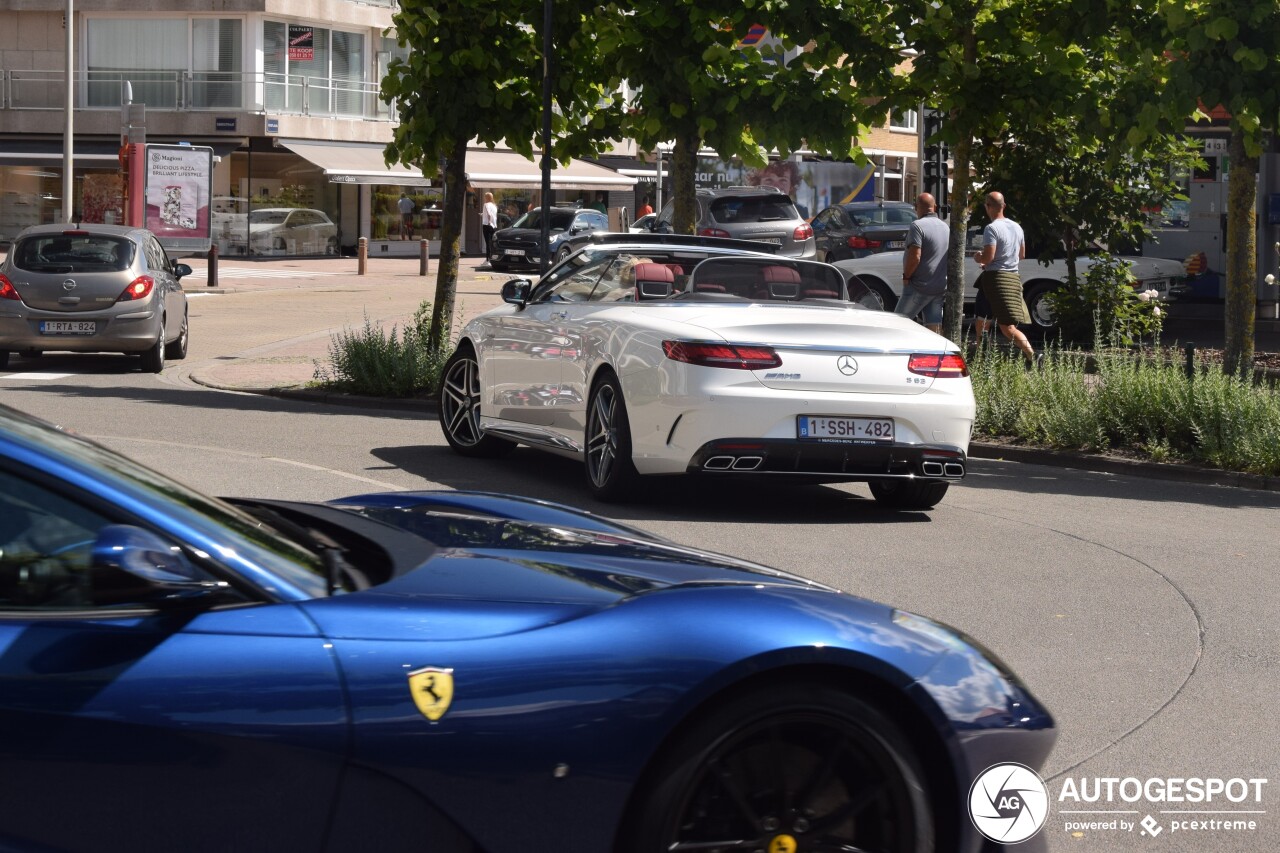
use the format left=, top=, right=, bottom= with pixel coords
left=650, top=187, right=817, bottom=258
left=0, top=224, right=190, bottom=372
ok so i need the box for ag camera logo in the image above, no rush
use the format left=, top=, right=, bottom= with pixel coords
left=969, top=763, right=1050, bottom=844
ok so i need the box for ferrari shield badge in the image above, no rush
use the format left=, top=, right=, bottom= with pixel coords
left=407, top=666, right=454, bottom=722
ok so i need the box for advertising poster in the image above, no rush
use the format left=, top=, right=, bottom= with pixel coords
left=144, top=144, right=213, bottom=252
left=288, top=25, right=314, bottom=61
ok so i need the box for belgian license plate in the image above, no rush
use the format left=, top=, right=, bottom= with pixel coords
left=798, top=415, right=894, bottom=442
left=757, top=237, right=783, bottom=245
left=887, top=240, right=905, bottom=249
left=1145, top=278, right=1168, bottom=292
left=504, top=248, right=524, bottom=256
left=40, top=320, right=96, bottom=335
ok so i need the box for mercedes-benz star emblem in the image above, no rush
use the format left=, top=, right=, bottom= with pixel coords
left=836, top=355, right=859, bottom=375
left=62, top=279, right=77, bottom=292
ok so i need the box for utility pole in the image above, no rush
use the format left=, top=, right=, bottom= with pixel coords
left=63, top=0, right=74, bottom=222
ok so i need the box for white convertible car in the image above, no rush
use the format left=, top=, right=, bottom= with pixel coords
left=834, top=231, right=1187, bottom=329
left=440, top=235, right=975, bottom=509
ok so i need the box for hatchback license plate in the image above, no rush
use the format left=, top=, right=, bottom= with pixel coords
left=40, top=320, right=96, bottom=335
left=887, top=240, right=905, bottom=249
left=798, top=416, right=894, bottom=442
left=504, top=248, right=524, bottom=256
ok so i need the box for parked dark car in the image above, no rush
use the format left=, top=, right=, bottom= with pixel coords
left=812, top=201, right=918, bottom=262
left=488, top=207, right=608, bottom=270
left=0, top=223, right=190, bottom=372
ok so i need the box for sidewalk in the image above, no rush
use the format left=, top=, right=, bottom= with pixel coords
left=182, top=254, right=508, bottom=395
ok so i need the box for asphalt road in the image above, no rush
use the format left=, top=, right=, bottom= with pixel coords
left=1, top=275, right=1275, bottom=851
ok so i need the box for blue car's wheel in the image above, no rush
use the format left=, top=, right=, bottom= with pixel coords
left=439, top=346, right=515, bottom=458
left=624, top=685, right=934, bottom=853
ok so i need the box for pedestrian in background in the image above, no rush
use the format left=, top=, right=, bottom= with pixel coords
left=637, top=195, right=654, bottom=217
left=896, top=192, right=949, bottom=334
left=591, top=193, right=608, bottom=214
left=397, top=192, right=415, bottom=240
left=481, top=192, right=498, bottom=261
left=972, top=191, right=1038, bottom=364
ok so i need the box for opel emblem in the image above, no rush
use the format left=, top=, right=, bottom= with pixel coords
left=62, top=279, right=77, bottom=292
left=837, top=355, right=859, bottom=375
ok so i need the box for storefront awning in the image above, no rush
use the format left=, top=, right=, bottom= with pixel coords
left=465, top=148, right=636, bottom=191
left=277, top=139, right=434, bottom=187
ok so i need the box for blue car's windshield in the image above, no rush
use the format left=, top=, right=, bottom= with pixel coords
left=2, top=407, right=328, bottom=599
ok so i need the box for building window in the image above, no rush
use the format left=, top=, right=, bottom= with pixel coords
left=264, top=21, right=366, bottom=117
left=889, top=108, right=917, bottom=132
left=85, top=18, right=243, bottom=109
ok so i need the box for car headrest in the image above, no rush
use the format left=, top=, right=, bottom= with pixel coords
left=634, top=262, right=674, bottom=300
left=761, top=265, right=801, bottom=283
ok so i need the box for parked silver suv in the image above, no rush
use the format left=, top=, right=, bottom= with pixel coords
left=648, top=187, right=816, bottom=258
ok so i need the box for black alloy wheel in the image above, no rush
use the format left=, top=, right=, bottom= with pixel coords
left=438, top=347, right=515, bottom=457
left=140, top=321, right=166, bottom=373
left=623, top=685, right=934, bottom=853
left=165, top=308, right=189, bottom=360
left=849, top=275, right=897, bottom=312
left=585, top=373, right=638, bottom=501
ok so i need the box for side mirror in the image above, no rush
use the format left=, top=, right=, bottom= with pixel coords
left=90, top=525, right=229, bottom=607
left=173, top=263, right=192, bottom=279
left=501, top=278, right=533, bottom=306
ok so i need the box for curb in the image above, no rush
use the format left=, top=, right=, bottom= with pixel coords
left=189, top=373, right=433, bottom=414
left=969, top=441, right=1279, bottom=492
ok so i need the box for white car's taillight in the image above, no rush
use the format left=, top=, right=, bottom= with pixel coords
left=663, top=340, right=782, bottom=370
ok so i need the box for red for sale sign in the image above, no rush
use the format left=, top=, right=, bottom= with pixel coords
left=288, top=25, right=314, bottom=61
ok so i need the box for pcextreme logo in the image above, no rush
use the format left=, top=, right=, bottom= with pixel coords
left=969, top=763, right=1051, bottom=844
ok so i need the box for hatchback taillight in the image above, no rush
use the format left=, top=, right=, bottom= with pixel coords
left=848, top=236, right=882, bottom=250
left=663, top=340, right=782, bottom=370
left=697, top=227, right=731, bottom=238
left=793, top=222, right=813, bottom=241
left=116, top=275, right=155, bottom=302
left=908, top=353, right=969, bottom=378
left=0, top=273, right=21, bottom=301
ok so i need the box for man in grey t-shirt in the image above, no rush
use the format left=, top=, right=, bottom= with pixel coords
left=896, top=193, right=949, bottom=333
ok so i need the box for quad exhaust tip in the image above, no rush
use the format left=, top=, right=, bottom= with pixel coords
left=703, top=455, right=764, bottom=471
left=922, top=460, right=966, bottom=478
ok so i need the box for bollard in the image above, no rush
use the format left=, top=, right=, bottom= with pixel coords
left=419, top=238, right=429, bottom=277
left=1184, top=342, right=1195, bottom=381
left=357, top=237, right=367, bottom=276
left=207, top=243, right=218, bottom=288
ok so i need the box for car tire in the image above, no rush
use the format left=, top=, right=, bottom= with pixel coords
left=585, top=372, right=639, bottom=502
left=165, top=308, right=189, bottom=360
left=139, top=322, right=166, bottom=374
left=438, top=345, right=516, bottom=458
left=1024, top=281, right=1059, bottom=331
left=621, top=683, right=934, bottom=853
left=869, top=479, right=949, bottom=510
left=850, top=275, right=898, bottom=312
left=556, top=245, right=572, bottom=263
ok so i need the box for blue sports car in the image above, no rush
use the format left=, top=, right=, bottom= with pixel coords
left=0, top=402, right=1054, bottom=852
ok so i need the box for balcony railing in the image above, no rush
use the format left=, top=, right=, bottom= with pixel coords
left=2, top=70, right=397, bottom=121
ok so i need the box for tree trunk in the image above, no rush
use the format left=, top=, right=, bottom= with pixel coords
left=1223, top=125, right=1257, bottom=378
left=429, top=138, right=468, bottom=352
left=944, top=135, right=973, bottom=344
left=671, top=131, right=700, bottom=234
left=942, top=26, right=977, bottom=345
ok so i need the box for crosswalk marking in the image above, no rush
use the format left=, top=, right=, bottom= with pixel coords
left=184, top=267, right=346, bottom=280
left=1, top=372, right=74, bottom=380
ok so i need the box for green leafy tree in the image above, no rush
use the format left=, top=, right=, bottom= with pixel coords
left=383, top=2, right=624, bottom=348
left=594, top=1, right=902, bottom=231
left=1143, top=0, right=1280, bottom=377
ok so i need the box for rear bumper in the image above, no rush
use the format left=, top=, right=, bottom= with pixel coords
left=0, top=310, right=160, bottom=354
left=686, top=437, right=968, bottom=482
